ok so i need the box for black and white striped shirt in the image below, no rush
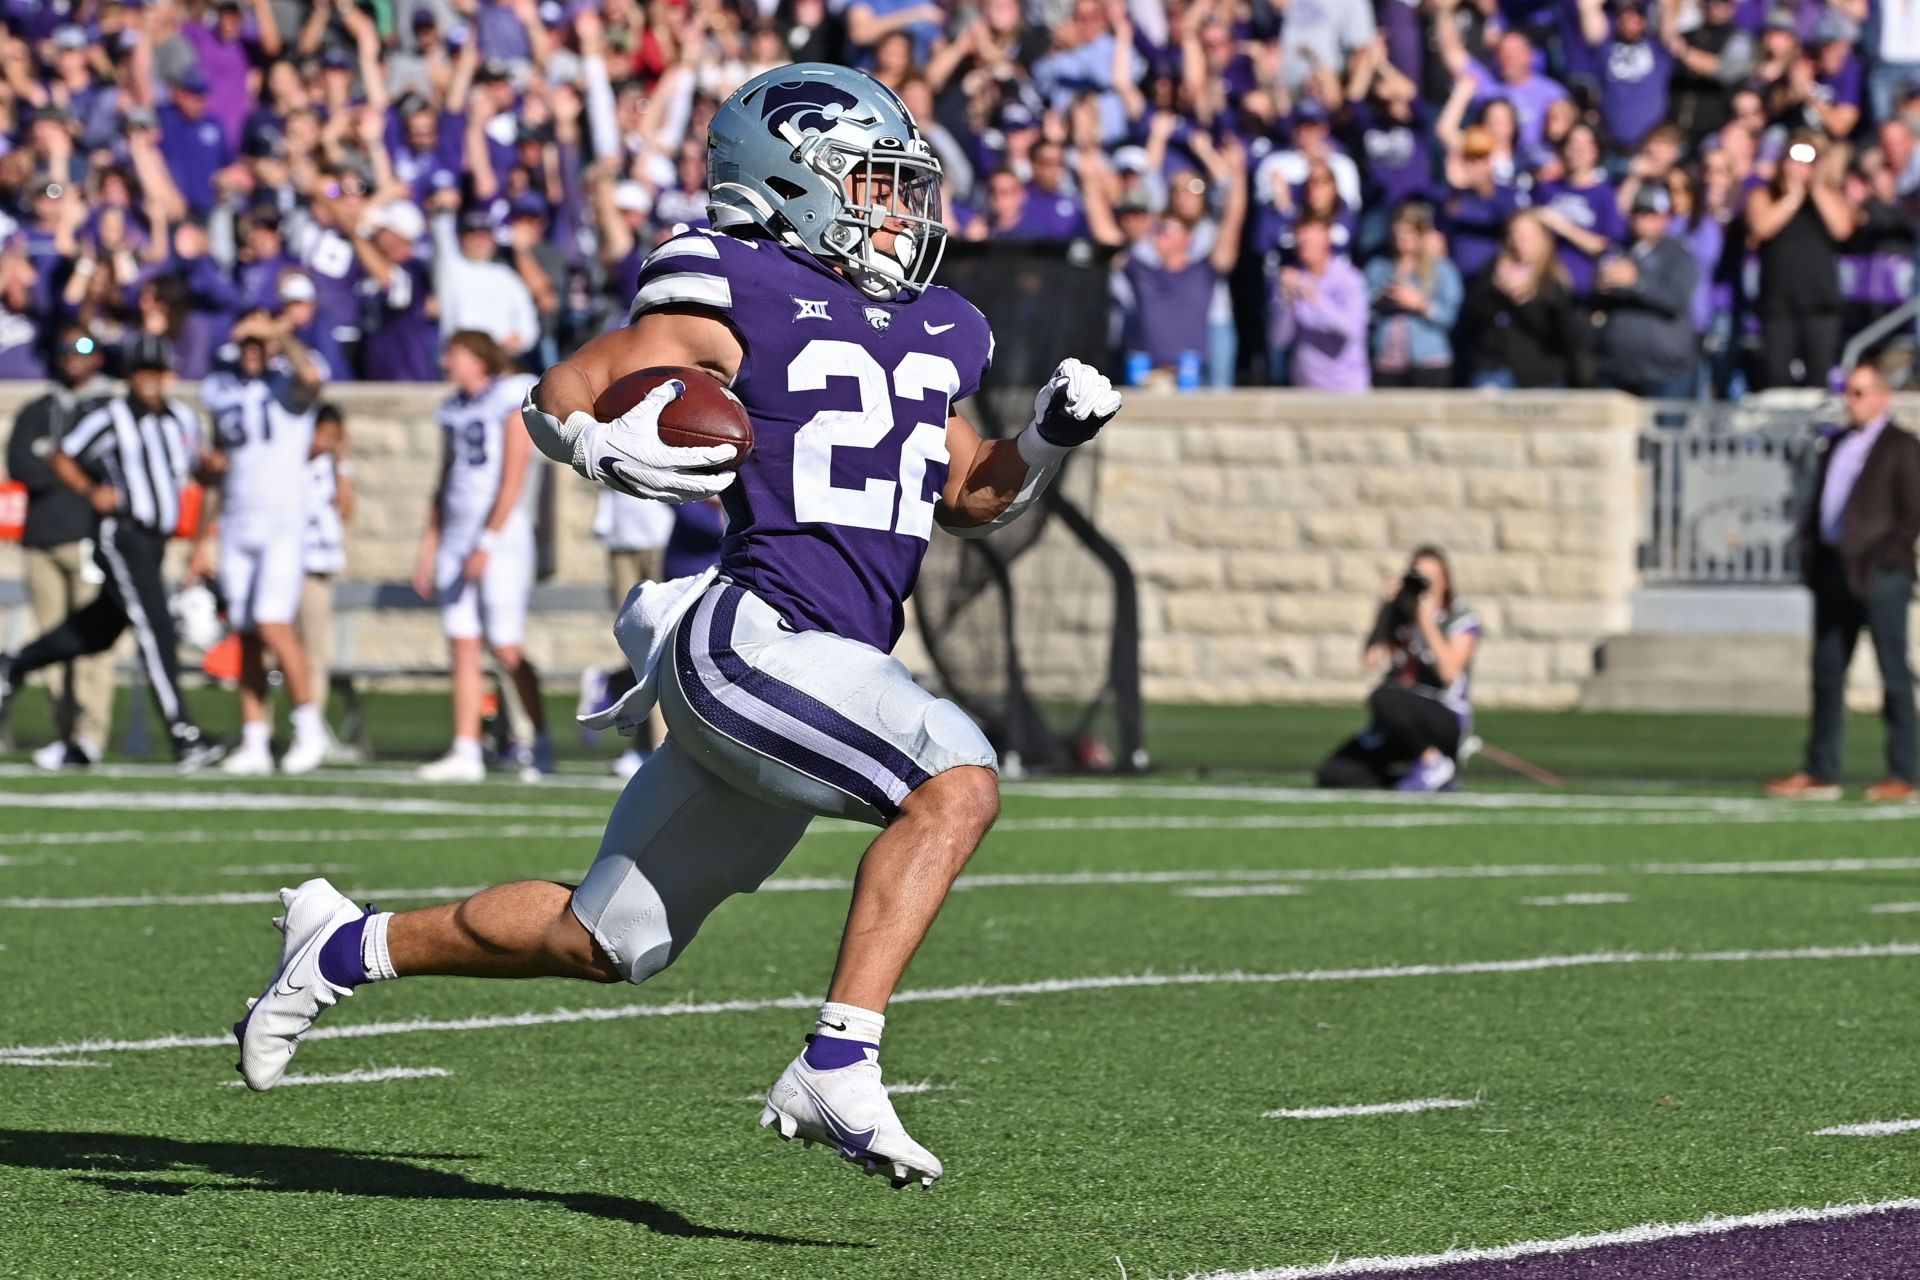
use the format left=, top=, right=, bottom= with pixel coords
left=60, top=397, right=201, bottom=535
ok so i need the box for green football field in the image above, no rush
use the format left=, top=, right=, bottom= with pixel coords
left=3, top=711, right=1920, bottom=1278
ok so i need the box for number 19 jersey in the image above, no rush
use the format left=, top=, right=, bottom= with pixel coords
left=628, top=230, right=994, bottom=652
left=436, top=373, right=538, bottom=546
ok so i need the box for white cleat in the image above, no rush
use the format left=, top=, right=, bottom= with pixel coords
left=220, top=745, right=275, bottom=777
left=233, top=878, right=363, bottom=1090
left=416, top=751, right=486, bottom=783
left=280, top=733, right=329, bottom=776
left=759, top=1051, right=944, bottom=1189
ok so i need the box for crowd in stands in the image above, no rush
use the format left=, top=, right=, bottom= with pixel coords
left=2, top=0, right=1918, bottom=394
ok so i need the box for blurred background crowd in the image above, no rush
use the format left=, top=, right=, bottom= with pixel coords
left=1, top=0, right=1917, bottom=394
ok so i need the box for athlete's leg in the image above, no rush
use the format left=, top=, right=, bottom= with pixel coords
left=448, top=635, right=485, bottom=743
left=825, top=765, right=999, bottom=1012
left=387, top=879, right=615, bottom=980
left=256, top=621, right=313, bottom=707
left=490, top=643, right=547, bottom=735
left=236, top=737, right=809, bottom=1088
left=235, top=631, right=269, bottom=727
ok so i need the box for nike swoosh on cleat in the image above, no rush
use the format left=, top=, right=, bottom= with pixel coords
left=798, top=1079, right=878, bottom=1155
left=923, top=321, right=955, bottom=335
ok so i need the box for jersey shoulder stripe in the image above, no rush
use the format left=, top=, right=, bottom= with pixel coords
left=628, top=231, right=742, bottom=323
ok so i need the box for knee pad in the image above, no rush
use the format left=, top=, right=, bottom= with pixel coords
left=572, top=859, right=679, bottom=985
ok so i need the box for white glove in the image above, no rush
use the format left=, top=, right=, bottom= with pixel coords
left=1029, top=357, right=1124, bottom=448
left=571, top=380, right=739, bottom=505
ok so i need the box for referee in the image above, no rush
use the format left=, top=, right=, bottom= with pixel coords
left=0, top=336, right=223, bottom=769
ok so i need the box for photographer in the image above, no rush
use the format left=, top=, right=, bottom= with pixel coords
left=1317, top=546, right=1482, bottom=792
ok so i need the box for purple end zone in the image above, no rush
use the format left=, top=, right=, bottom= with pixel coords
left=1331, top=1206, right=1920, bottom=1280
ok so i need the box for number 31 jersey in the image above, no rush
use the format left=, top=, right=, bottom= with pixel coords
left=629, top=230, right=993, bottom=653
left=201, top=360, right=318, bottom=539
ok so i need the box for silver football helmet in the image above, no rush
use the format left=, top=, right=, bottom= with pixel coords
left=708, top=63, right=946, bottom=299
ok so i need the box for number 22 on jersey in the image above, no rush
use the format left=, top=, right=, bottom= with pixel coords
left=788, top=340, right=957, bottom=541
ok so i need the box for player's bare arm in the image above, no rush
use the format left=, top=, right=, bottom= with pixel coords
left=523, top=310, right=742, bottom=504
left=939, top=358, right=1124, bottom=534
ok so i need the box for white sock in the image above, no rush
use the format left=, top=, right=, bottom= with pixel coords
left=291, top=702, right=325, bottom=740
left=816, top=1002, right=884, bottom=1044
left=451, top=736, right=483, bottom=763
left=242, top=720, right=272, bottom=752
left=359, top=911, right=398, bottom=981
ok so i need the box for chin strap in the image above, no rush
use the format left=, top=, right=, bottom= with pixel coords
left=942, top=425, right=1071, bottom=539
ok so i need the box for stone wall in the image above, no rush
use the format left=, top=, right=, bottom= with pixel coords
left=0, top=383, right=1645, bottom=707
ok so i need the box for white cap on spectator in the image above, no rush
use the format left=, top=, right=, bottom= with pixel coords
left=51, top=24, right=88, bottom=50
left=368, top=200, right=426, bottom=244
left=1112, top=146, right=1150, bottom=175
left=278, top=272, right=317, bottom=305
left=614, top=181, right=653, bottom=216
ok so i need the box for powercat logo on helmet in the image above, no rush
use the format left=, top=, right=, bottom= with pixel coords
left=758, top=79, right=868, bottom=138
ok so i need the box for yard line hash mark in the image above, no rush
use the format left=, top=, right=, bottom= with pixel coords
left=1263, top=1098, right=1478, bottom=1120
left=1812, top=1119, right=1920, bottom=1136
left=1523, top=893, right=1635, bottom=906
left=6, top=942, right=1918, bottom=1064
left=1179, top=885, right=1306, bottom=898
left=1166, top=1197, right=1920, bottom=1279
left=217, top=1066, right=453, bottom=1088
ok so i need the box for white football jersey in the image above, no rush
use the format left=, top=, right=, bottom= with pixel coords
left=436, top=373, right=537, bottom=542
left=303, top=453, right=346, bottom=576
left=203, top=363, right=318, bottom=535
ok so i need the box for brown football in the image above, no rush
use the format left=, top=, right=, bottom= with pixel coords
left=593, top=366, right=753, bottom=472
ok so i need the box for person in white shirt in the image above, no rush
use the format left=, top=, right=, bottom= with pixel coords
left=432, top=207, right=540, bottom=355
left=193, top=311, right=332, bottom=776
left=413, top=330, right=551, bottom=782
left=295, top=402, right=353, bottom=756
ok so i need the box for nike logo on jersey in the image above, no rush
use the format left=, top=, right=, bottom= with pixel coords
left=923, top=321, right=955, bottom=335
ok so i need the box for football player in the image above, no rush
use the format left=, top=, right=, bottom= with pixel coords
left=234, top=66, right=1121, bottom=1188
left=412, top=330, right=553, bottom=783
left=195, top=311, right=331, bottom=776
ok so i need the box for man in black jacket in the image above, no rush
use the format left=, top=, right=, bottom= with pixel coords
left=3, top=327, right=114, bottom=767
left=1594, top=184, right=1700, bottom=399
left=1769, top=361, right=1920, bottom=802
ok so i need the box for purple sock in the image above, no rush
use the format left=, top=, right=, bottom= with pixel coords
left=317, top=911, right=370, bottom=989
left=804, top=1033, right=878, bottom=1070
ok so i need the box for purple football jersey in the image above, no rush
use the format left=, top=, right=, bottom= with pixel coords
left=628, top=230, right=994, bottom=652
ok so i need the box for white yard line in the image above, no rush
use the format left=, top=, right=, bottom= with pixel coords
left=1179, top=885, right=1307, bottom=899
left=1263, top=1098, right=1477, bottom=1120
left=1165, top=1197, right=1920, bottom=1279
left=214, top=863, right=354, bottom=877
left=0, top=824, right=608, bottom=849
left=13, top=853, right=1920, bottom=910
left=6, top=808, right=1916, bottom=856
left=0, top=791, right=599, bottom=818
left=1523, top=893, right=1635, bottom=906
left=5, top=941, right=1917, bottom=1064
left=1812, top=1118, right=1920, bottom=1136
left=0, top=1057, right=107, bottom=1068
left=217, top=1066, right=452, bottom=1088
left=1869, top=903, right=1920, bottom=914
left=1007, top=781, right=1787, bottom=814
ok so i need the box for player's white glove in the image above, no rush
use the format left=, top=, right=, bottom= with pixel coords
left=570, top=381, right=739, bottom=505
left=1029, top=357, right=1124, bottom=448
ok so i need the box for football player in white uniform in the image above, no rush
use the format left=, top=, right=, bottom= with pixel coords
left=195, top=311, right=331, bottom=775
left=413, top=331, right=552, bottom=783
left=295, top=403, right=352, bottom=758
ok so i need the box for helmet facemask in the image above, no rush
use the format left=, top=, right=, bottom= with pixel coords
left=799, top=135, right=947, bottom=298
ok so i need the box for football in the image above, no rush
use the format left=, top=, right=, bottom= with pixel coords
left=594, top=365, right=753, bottom=471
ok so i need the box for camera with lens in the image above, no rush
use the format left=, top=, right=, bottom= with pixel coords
left=1393, top=569, right=1430, bottom=620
